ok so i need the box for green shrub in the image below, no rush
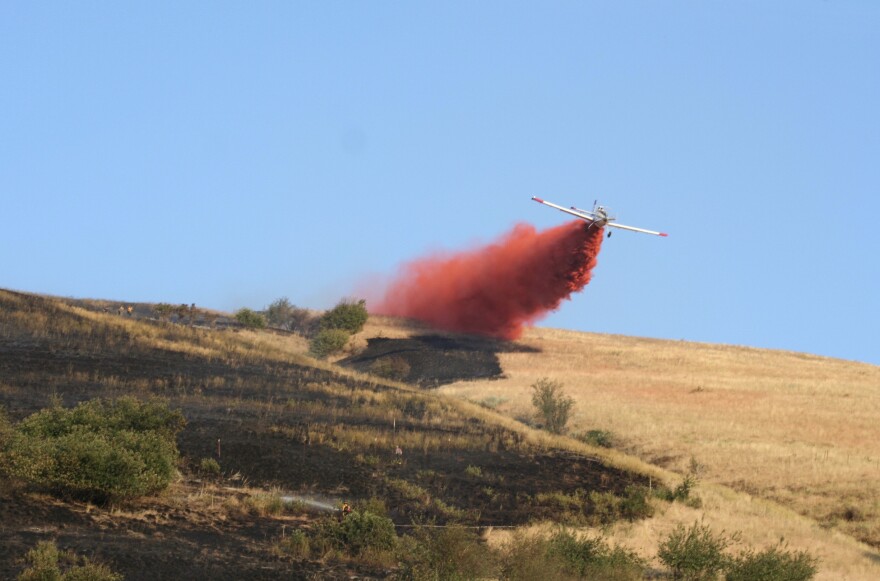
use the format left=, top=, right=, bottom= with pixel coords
left=500, top=531, right=567, bottom=581
left=587, top=486, right=655, bottom=524
left=464, top=464, right=483, bottom=478
left=313, top=510, right=397, bottom=557
left=153, top=303, right=174, bottom=321
left=320, top=298, right=368, bottom=334
left=547, top=528, right=644, bottom=579
left=199, top=457, right=221, bottom=476
left=265, top=297, right=294, bottom=330
left=17, top=540, right=122, bottom=581
left=578, top=429, right=614, bottom=448
left=234, top=308, right=267, bottom=329
left=726, top=543, right=819, bottom=581
left=619, top=485, right=654, bottom=521
left=500, top=529, right=644, bottom=581
left=530, top=378, right=574, bottom=435
left=309, top=328, right=350, bottom=358
left=658, top=521, right=735, bottom=580
left=396, top=524, right=495, bottom=581
left=673, top=473, right=698, bottom=502
left=357, top=497, right=388, bottom=517
left=655, top=459, right=702, bottom=507
left=279, top=529, right=310, bottom=560
left=589, top=491, right=622, bottom=524
left=1, top=397, right=184, bottom=502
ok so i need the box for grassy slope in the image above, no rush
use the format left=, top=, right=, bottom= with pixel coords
left=383, top=321, right=880, bottom=579
left=3, top=291, right=879, bottom=579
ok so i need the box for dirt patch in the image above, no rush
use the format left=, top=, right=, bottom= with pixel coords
left=340, top=334, right=539, bottom=386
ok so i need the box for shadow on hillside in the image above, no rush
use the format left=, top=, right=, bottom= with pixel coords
left=340, top=334, right=540, bottom=387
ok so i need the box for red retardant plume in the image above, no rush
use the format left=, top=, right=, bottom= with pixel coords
left=373, top=221, right=604, bottom=340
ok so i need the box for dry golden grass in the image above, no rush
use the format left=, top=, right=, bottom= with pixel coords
left=363, top=317, right=880, bottom=578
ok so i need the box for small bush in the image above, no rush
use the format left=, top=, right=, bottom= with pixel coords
left=619, top=485, right=654, bottom=521
left=153, top=303, right=174, bottom=321
left=501, top=529, right=643, bottom=581
left=658, top=520, right=735, bottom=580
left=547, top=528, right=644, bottom=580
left=587, top=486, right=655, bottom=524
left=320, top=298, right=368, bottom=334
left=356, top=497, right=388, bottom=517
left=309, top=328, right=351, bottom=358
left=17, top=540, right=122, bottom=581
left=199, top=457, right=221, bottom=476
left=234, top=308, right=267, bottom=329
left=578, top=429, right=614, bottom=448
left=589, top=491, right=622, bottom=524
left=673, top=473, right=698, bottom=501
left=501, top=530, right=568, bottom=581
left=727, top=543, right=819, bottom=581
left=656, top=461, right=702, bottom=507
left=246, top=491, right=285, bottom=516
left=1, top=397, right=185, bottom=503
left=396, top=524, right=495, bottom=580
left=277, top=529, right=311, bottom=560
left=464, top=464, right=483, bottom=478
left=265, top=297, right=294, bottom=330
left=312, top=510, right=397, bottom=558
left=531, top=378, right=574, bottom=435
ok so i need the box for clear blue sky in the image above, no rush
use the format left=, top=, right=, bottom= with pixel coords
left=2, top=2, right=878, bottom=365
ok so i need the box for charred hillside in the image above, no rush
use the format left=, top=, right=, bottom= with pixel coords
left=0, top=290, right=655, bottom=580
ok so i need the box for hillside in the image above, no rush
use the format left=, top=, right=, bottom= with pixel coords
left=2, top=290, right=878, bottom=579
left=0, top=290, right=660, bottom=580
left=356, top=317, right=880, bottom=578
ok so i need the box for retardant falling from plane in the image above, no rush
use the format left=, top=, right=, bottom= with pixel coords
left=373, top=221, right=604, bottom=340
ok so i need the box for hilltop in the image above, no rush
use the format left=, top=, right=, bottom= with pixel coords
left=1, top=289, right=878, bottom=579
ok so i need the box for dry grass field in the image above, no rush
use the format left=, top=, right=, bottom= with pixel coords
left=405, top=323, right=880, bottom=578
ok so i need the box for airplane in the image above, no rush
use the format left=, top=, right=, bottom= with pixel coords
left=531, top=197, right=668, bottom=238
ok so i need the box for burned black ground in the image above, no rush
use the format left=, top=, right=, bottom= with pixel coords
left=340, top=334, right=539, bottom=386
left=0, top=290, right=650, bottom=580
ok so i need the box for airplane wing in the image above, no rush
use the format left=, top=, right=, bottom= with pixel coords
left=607, top=222, right=668, bottom=237
left=532, top=196, right=668, bottom=237
left=531, top=197, right=598, bottom=221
